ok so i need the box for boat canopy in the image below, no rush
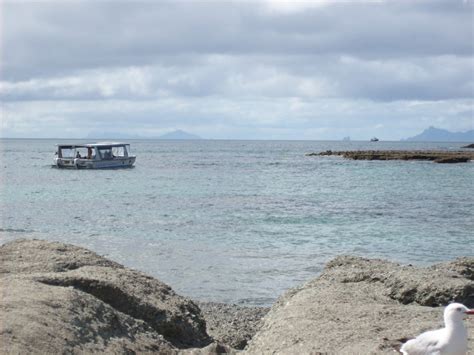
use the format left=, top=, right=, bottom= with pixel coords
left=56, top=142, right=130, bottom=149
left=55, top=144, right=87, bottom=149
left=55, top=142, right=131, bottom=159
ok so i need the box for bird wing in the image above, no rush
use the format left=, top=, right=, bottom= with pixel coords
left=400, top=329, right=443, bottom=355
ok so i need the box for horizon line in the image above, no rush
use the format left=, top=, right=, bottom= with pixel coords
left=1, top=137, right=473, bottom=144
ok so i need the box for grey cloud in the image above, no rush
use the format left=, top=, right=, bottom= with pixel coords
left=329, top=55, right=474, bottom=101
left=1, top=1, right=473, bottom=139
left=1, top=53, right=471, bottom=102
left=2, top=1, right=472, bottom=80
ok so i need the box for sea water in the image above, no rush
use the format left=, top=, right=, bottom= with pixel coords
left=1, top=139, right=473, bottom=305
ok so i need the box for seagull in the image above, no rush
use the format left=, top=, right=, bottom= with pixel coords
left=400, top=303, right=474, bottom=355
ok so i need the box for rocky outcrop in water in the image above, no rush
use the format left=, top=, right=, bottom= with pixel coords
left=245, top=256, right=474, bottom=354
left=306, top=150, right=474, bottom=163
left=462, top=143, right=474, bottom=149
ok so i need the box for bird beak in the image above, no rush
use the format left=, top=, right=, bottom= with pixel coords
left=465, top=309, right=474, bottom=315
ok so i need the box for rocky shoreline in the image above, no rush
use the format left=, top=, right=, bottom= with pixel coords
left=1, top=239, right=473, bottom=354
left=306, top=150, right=474, bottom=163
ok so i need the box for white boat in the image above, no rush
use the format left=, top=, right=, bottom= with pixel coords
left=54, top=142, right=136, bottom=169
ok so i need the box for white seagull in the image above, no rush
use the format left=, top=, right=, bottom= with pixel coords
left=400, top=303, right=474, bottom=355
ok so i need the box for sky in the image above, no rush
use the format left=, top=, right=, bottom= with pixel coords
left=0, top=0, right=473, bottom=140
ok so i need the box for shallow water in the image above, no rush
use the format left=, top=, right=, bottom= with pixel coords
left=1, top=139, right=473, bottom=305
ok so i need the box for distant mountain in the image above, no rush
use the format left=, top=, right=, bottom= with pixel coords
left=157, top=130, right=202, bottom=140
left=403, top=127, right=474, bottom=142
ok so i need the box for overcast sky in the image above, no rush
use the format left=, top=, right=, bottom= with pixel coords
left=1, top=0, right=473, bottom=140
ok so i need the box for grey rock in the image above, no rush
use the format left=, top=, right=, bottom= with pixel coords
left=435, top=156, right=470, bottom=163
left=0, top=238, right=122, bottom=275
left=197, top=302, right=269, bottom=350
left=245, top=256, right=474, bottom=354
left=3, top=239, right=473, bottom=354
left=324, top=256, right=474, bottom=307
left=1, top=276, right=176, bottom=354
left=180, top=342, right=239, bottom=354
left=0, top=239, right=211, bottom=354
left=307, top=150, right=474, bottom=163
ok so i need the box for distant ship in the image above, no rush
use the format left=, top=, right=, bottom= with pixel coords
left=370, top=137, right=379, bottom=142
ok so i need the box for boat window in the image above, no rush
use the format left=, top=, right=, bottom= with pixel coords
left=59, top=148, right=75, bottom=158
left=112, top=146, right=127, bottom=157
left=98, top=147, right=113, bottom=160
left=58, top=147, right=88, bottom=159
left=75, top=148, right=88, bottom=159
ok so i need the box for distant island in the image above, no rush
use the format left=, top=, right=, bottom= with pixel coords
left=157, top=130, right=202, bottom=140
left=86, top=129, right=202, bottom=140
left=402, top=127, right=474, bottom=142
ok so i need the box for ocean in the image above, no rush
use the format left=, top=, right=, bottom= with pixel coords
left=1, top=139, right=473, bottom=306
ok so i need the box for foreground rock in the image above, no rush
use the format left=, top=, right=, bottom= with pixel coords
left=198, top=302, right=269, bottom=350
left=307, top=150, right=474, bottom=163
left=0, top=239, right=215, bottom=354
left=246, top=256, right=474, bottom=354
left=2, top=239, right=473, bottom=354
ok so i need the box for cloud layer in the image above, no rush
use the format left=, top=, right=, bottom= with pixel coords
left=1, top=1, right=473, bottom=139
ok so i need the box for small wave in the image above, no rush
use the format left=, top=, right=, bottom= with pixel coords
left=263, top=216, right=328, bottom=225
left=0, top=228, right=31, bottom=233
left=193, top=163, right=219, bottom=167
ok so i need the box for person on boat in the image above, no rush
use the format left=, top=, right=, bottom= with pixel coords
left=76, top=151, right=82, bottom=158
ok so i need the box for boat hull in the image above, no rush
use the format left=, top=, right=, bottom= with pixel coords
left=54, top=157, right=136, bottom=169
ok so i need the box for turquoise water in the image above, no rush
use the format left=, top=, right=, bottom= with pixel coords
left=1, top=139, right=473, bottom=305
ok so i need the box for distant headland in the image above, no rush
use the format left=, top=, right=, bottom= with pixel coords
left=402, top=127, right=474, bottom=142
